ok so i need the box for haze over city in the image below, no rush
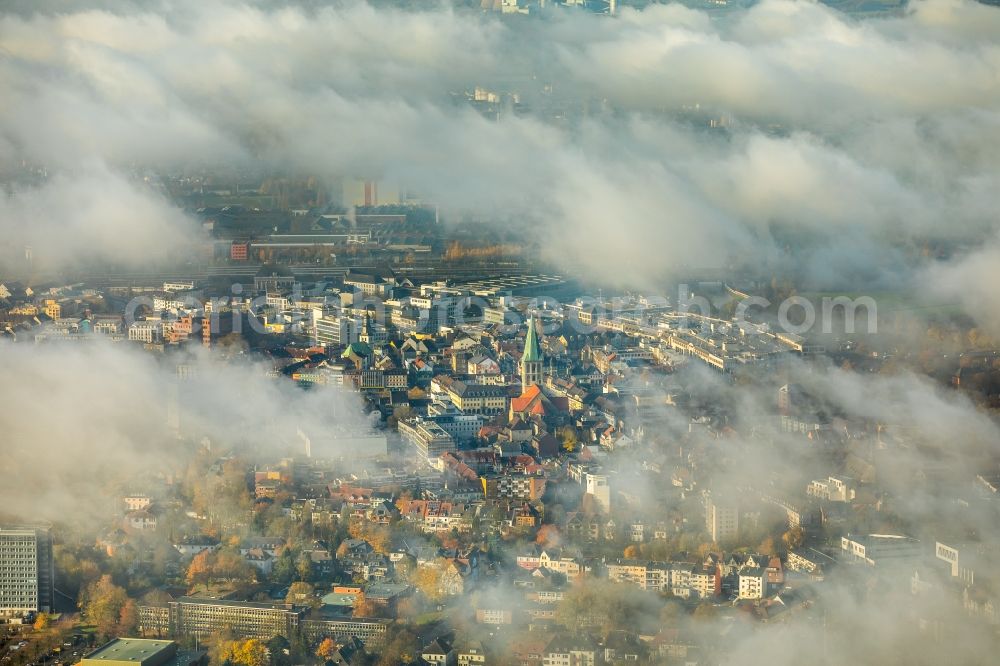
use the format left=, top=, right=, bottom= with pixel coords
left=1, top=1, right=1000, bottom=665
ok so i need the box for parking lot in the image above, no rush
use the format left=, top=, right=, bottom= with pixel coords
left=0, top=617, right=92, bottom=666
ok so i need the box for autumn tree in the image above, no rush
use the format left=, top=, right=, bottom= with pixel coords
left=692, top=602, right=718, bottom=622
left=347, top=521, right=366, bottom=540
left=32, top=613, right=50, bottom=631
left=536, top=524, right=561, bottom=550
left=366, top=527, right=393, bottom=555
left=315, top=638, right=338, bottom=662
left=782, top=526, right=805, bottom=551
left=285, top=581, right=317, bottom=607
left=54, top=545, right=101, bottom=601
left=185, top=548, right=256, bottom=593
left=295, top=552, right=315, bottom=582
left=387, top=405, right=413, bottom=429
left=353, top=593, right=377, bottom=618
left=214, top=549, right=257, bottom=583
left=221, top=639, right=269, bottom=666
left=118, top=599, right=139, bottom=637
left=410, top=563, right=444, bottom=602
left=555, top=579, right=659, bottom=638
left=82, top=575, right=132, bottom=640
left=185, top=551, right=212, bottom=590
left=377, top=629, right=420, bottom=666
left=558, top=426, right=578, bottom=453
left=393, top=555, right=416, bottom=582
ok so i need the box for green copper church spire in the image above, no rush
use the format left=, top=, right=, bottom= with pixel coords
left=523, top=315, right=542, bottom=363
left=520, top=314, right=544, bottom=388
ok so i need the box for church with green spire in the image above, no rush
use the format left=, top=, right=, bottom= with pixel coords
left=521, top=314, right=543, bottom=388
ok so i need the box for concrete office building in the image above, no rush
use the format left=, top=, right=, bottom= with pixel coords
left=81, top=639, right=204, bottom=666
left=399, top=417, right=456, bottom=460
left=0, top=525, right=54, bottom=618
left=706, top=497, right=739, bottom=544
left=138, top=597, right=388, bottom=647
left=840, top=534, right=923, bottom=568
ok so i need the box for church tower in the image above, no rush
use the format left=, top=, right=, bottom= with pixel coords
left=520, top=315, right=543, bottom=388
left=359, top=312, right=373, bottom=345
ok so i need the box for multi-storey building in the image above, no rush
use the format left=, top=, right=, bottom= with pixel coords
left=584, top=473, right=610, bottom=514
left=42, top=299, right=61, bottom=320
left=137, top=597, right=390, bottom=648
left=807, top=476, right=856, bottom=502
left=427, top=413, right=485, bottom=443
left=516, top=549, right=582, bottom=579
left=446, top=381, right=509, bottom=416
left=840, top=534, right=923, bottom=568
left=128, top=320, right=162, bottom=344
left=399, top=417, right=456, bottom=460
left=738, top=568, right=766, bottom=600
left=302, top=618, right=389, bottom=647
left=706, top=496, right=739, bottom=544
left=167, top=598, right=301, bottom=640
left=482, top=473, right=546, bottom=501
left=606, top=560, right=671, bottom=592
left=690, top=564, right=721, bottom=598
left=314, top=312, right=354, bottom=347
left=0, top=525, right=54, bottom=618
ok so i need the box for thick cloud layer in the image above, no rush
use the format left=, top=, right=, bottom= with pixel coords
left=1, top=4, right=999, bottom=662
left=0, top=0, right=998, bottom=295
left=0, top=341, right=372, bottom=523
left=0, top=165, right=201, bottom=271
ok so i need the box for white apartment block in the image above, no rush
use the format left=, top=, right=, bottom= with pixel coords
left=0, top=526, right=54, bottom=618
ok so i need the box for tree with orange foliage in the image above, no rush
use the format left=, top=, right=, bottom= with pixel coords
left=81, top=575, right=131, bottom=640
left=221, top=639, right=268, bottom=666
left=782, top=526, right=805, bottom=551
left=118, top=599, right=139, bottom=636
left=185, top=550, right=212, bottom=590
left=367, top=527, right=392, bottom=554
left=315, top=638, right=338, bottom=662
left=536, top=524, right=561, bottom=549
left=352, top=593, right=377, bottom=618
left=347, top=520, right=366, bottom=540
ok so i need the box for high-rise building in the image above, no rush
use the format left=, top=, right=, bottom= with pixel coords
left=705, top=497, right=739, bottom=544
left=584, top=473, right=611, bottom=514
left=520, top=315, right=543, bottom=388
left=314, top=312, right=354, bottom=347
left=0, top=525, right=54, bottom=618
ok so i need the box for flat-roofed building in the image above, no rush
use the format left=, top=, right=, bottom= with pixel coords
left=841, top=534, right=923, bottom=568
left=399, top=417, right=456, bottom=460
left=81, top=639, right=204, bottom=666
left=137, top=597, right=389, bottom=648
left=705, top=496, right=739, bottom=544
left=300, top=618, right=389, bottom=647
left=161, top=598, right=303, bottom=640
left=0, top=525, right=54, bottom=618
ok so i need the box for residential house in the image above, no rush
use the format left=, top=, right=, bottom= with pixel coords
left=421, top=639, right=455, bottom=666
